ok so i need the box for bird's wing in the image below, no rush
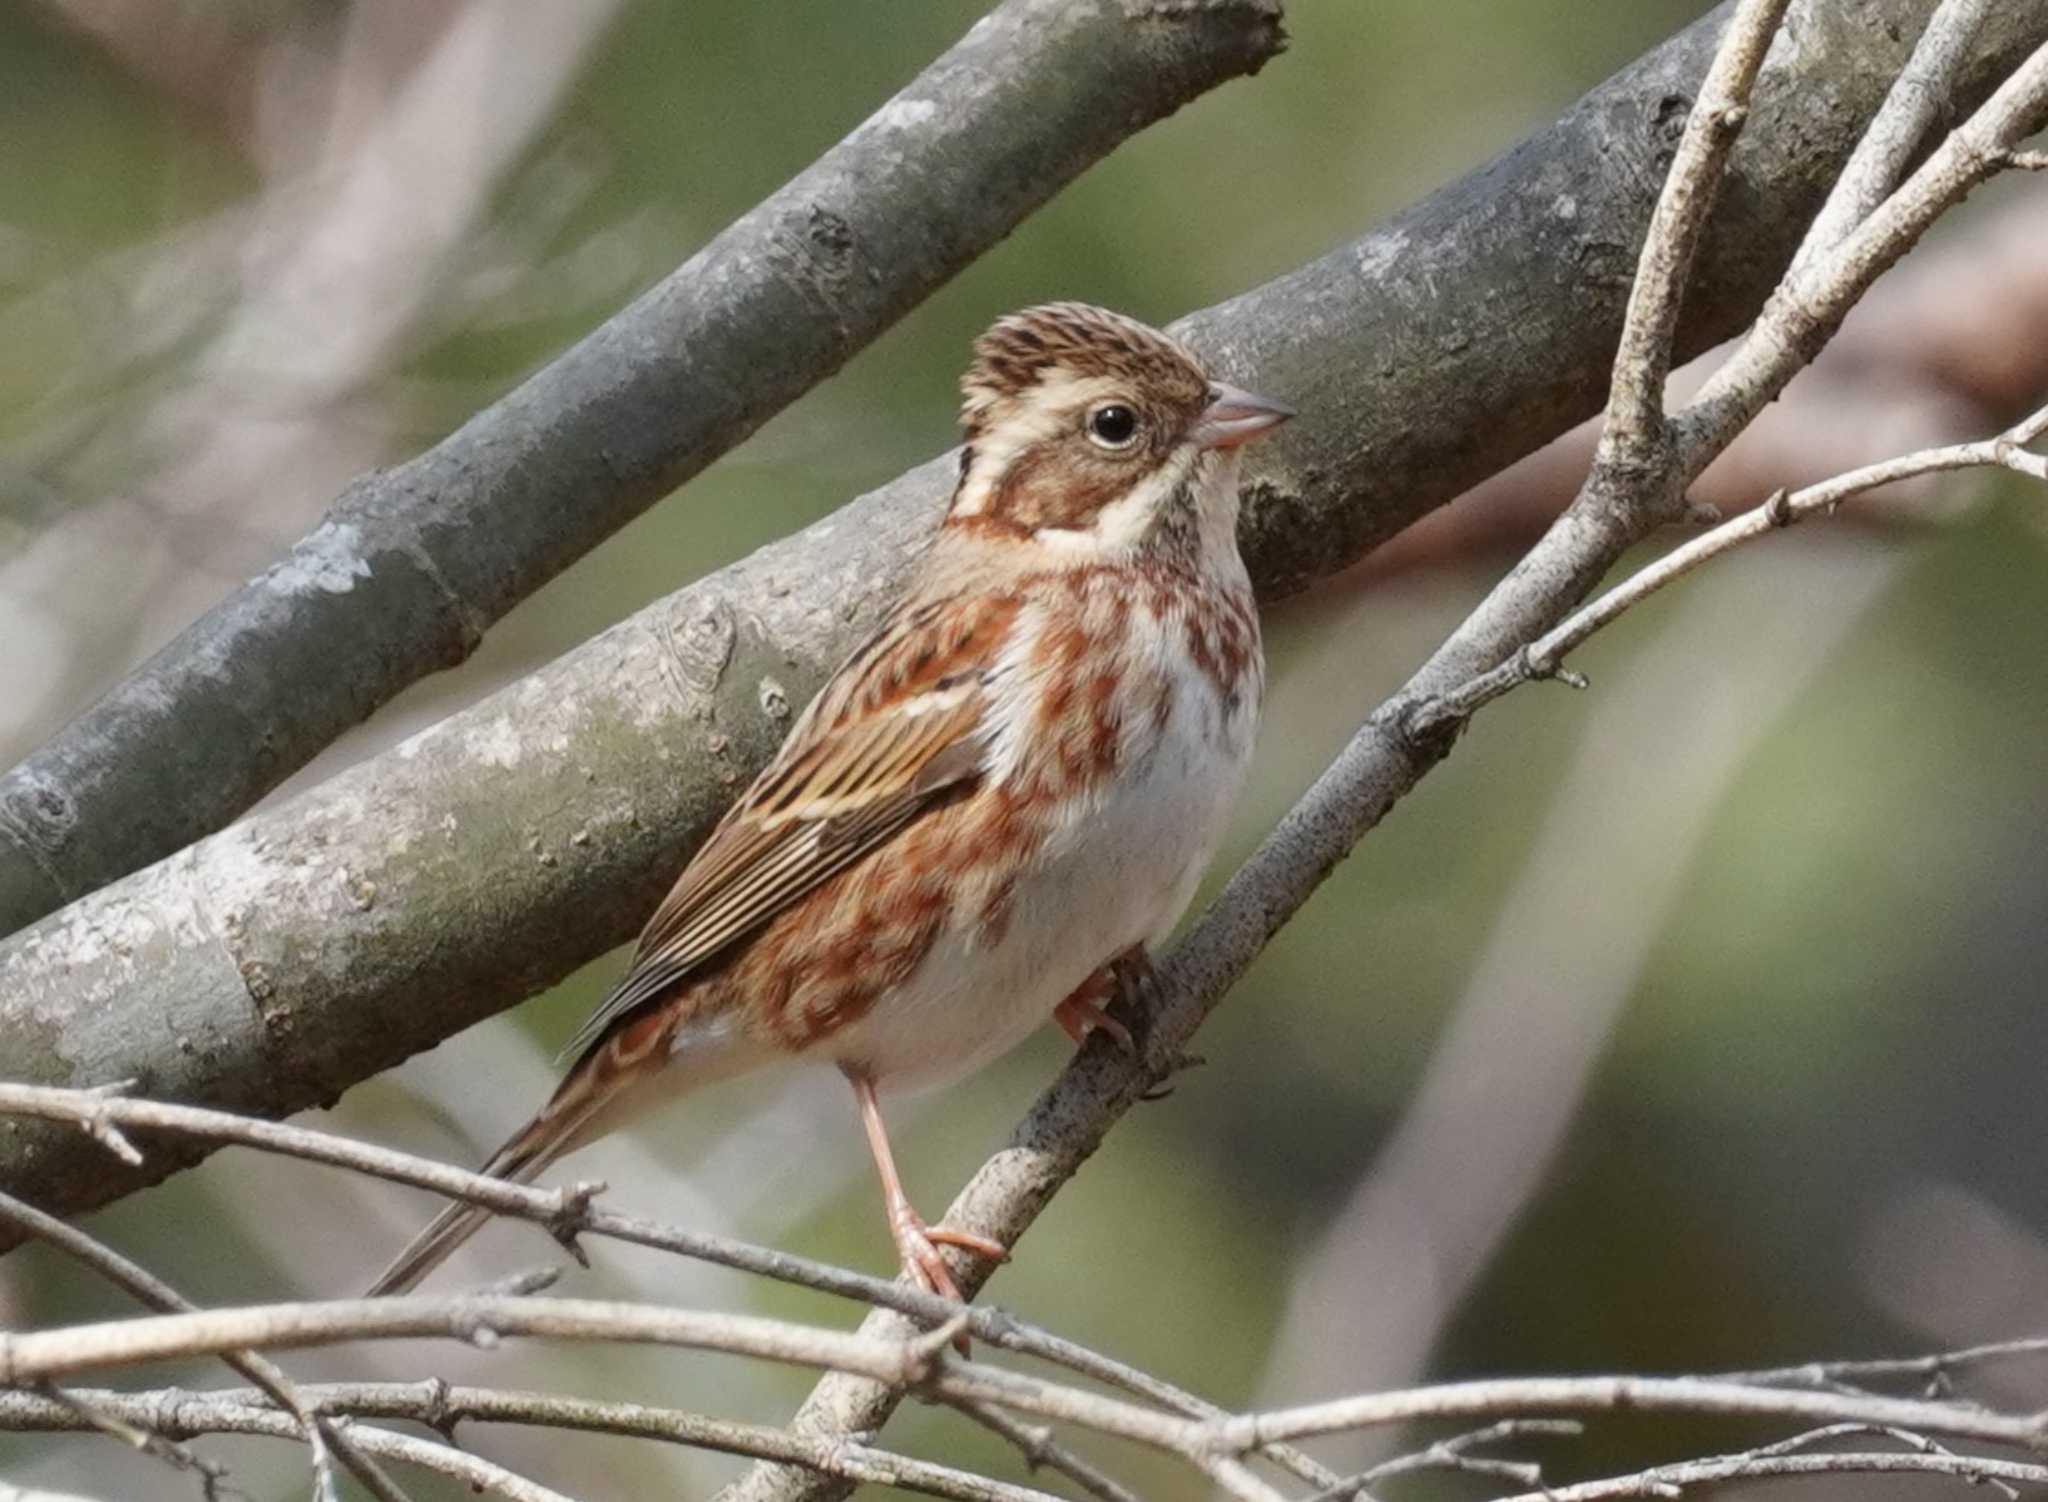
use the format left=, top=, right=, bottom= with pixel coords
left=557, top=615, right=1000, bottom=1060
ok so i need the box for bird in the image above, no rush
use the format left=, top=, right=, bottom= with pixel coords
left=368, top=302, right=1293, bottom=1301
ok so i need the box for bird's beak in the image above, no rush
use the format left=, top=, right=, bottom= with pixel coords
left=1191, top=382, right=1296, bottom=449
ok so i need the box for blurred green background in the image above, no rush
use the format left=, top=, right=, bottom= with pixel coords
left=5, top=1, right=2047, bottom=1498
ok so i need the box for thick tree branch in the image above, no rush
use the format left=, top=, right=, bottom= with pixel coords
left=7, top=0, right=2045, bottom=1233
left=0, top=0, right=1287, bottom=940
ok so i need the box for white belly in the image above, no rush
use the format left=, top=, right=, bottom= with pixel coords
left=826, top=647, right=1258, bottom=1093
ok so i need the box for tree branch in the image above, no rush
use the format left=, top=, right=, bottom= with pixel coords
left=7, top=0, right=2045, bottom=1234
left=0, top=0, right=1287, bottom=940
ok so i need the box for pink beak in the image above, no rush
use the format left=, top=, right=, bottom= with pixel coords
left=1192, top=381, right=1296, bottom=450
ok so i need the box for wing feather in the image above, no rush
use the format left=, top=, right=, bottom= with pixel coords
left=557, top=669, right=991, bottom=1059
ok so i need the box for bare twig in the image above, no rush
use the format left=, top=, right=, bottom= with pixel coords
left=1298, top=1418, right=1583, bottom=1501
left=0, top=1386, right=1068, bottom=1502
left=10, top=1302, right=2048, bottom=1496
left=944, top=1399, right=1147, bottom=1502
left=1196, top=1373, right=2048, bottom=1454
left=0, top=1388, right=571, bottom=1502
left=0, top=1188, right=410, bottom=1502
left=31, top=1382, right=244, bottom=1502
left=1602, top=0, right=1789, bottom=463
left=1677, top=39, right=2048, bottom=467
left=1792, top=0, right=1999, bottom=268
left=1731, top=1336, right=2048, bottom=1396
left=1411, top=402, right=2048, bottom=730
left=0, top=1295, right=971, bottom=1389
left=1496, top=1448, right=2048, bottom=1502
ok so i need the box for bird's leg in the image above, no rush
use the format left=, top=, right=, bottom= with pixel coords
left=846, top=1070, right=1007, bottom=1310
left=1052, top=964, right=1137, bottom=1055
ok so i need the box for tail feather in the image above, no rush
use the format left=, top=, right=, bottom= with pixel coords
left=365, top=1115, right=569, bottom=1296
left=365, top=1064, right=629, bottom=1296
left=367, top=1001, right=747, bottom=1296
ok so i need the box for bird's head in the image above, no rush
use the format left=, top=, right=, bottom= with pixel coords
left=945, top=303, right=1293, bottom=559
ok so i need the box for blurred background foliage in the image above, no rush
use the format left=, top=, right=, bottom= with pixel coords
left=3, top=1, right=2047, bottom=1498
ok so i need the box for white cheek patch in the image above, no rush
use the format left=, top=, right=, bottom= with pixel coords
left=1033, top=443, right=1200, bottom=555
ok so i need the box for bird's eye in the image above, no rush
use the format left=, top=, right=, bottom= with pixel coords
left=1086, top=403, right=1140, bottom=450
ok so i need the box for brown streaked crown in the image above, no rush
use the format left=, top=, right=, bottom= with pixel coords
left=960, top=302, right=1210, bottom=435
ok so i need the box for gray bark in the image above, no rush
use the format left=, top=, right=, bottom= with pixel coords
left=4, top=0, right=2044, bottom=1228
left=0, top=0, right=1287, bottom=941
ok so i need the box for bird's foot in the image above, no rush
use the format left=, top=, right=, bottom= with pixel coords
left=1054, top=985, right=1137, bottom=1055
left=889, top=1205, right=1006, bottom=1353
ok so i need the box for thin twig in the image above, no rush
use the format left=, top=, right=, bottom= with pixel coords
left=32, top=1383, right=244, bottom=1502
left=1791, top=0, right=1998, bottom=269
left=0, top=1389, right=570, bottom=1502
left=1676, top=39, right=2048, bottom=467
left=0, top=1189, right=411, bottom=1502
left=1601, top=0, right=1789, bottom=463
left=1407, top=402, right=2048, bottom=732
left=1495, top=1448, right=2048, bottom=1502
left=1361, top=1418, right=1580, bottom=1489
left=1729, top=1336, right=2048, bottom=1396
left=944, top=1399, right=1147, bottom=1502
left=1740, top=1423, right=2021, bottom=1501
left=1193, top=1373, right=2048, bottom=1456
left=0, top=1295, right=961, bottom=1389
left=0, top=1386, right=1067, bottom=1502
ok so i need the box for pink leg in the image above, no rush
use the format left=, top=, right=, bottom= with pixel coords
left=847, top=1071, right=1007, bottom=1307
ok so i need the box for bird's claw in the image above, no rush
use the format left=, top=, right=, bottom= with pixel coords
left=891, top=1208, right=1006, bottom=1353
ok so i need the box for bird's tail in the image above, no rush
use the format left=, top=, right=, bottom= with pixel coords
left=365, top=1110, right=578, bottom=1296
left=365, top=1042, right=640, bottom=1296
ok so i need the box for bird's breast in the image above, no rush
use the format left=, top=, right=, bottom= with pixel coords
left=821, top=572, right=1261, bottom=1090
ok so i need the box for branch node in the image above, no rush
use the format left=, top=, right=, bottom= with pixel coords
left=79, top=1080, right=145, bottom=1166
left=545, top=1179, right=605, bottom=1265
left=471, top=1265, right=563, bottom=1298
left=898, top=1313, right=972, bottom=1385
left=409, top=1376, right=460, bottom=1440
left=1761, top=487, right=1794, bottom=527
left=1139, top=1049, right=1207, bottom=1102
